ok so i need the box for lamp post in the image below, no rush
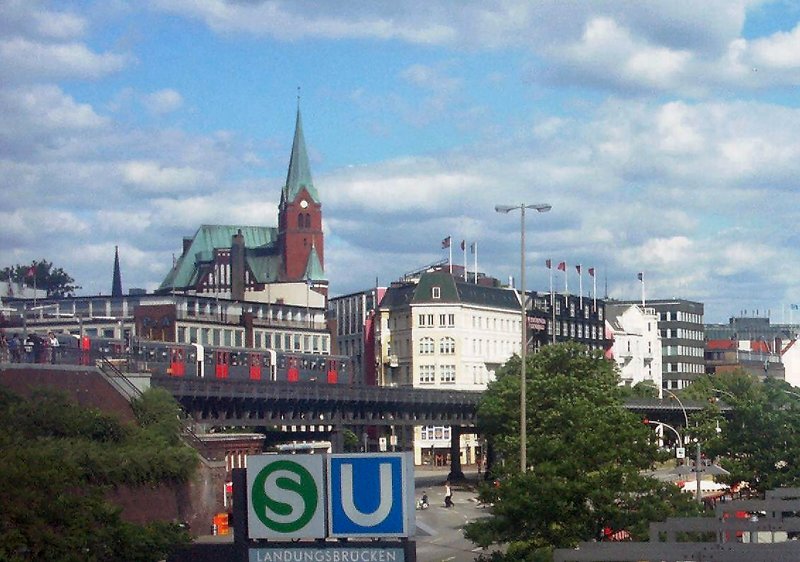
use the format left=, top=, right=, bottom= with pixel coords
left=495, top=202, right=551, bottom=472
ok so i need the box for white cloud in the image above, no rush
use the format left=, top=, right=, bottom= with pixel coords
left=0, top=38, right=127, bottom=83
left=143, top=88, right=183, bottom=114
left=749, top=23, right=800, bottom=69
left=120, top=160, right=215, bottom=192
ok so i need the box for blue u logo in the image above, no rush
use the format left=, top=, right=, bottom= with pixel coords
left=328, top=454, right=407, bottom=537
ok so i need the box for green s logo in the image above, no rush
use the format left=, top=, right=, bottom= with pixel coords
left=251, top=460, right=319, bottom=533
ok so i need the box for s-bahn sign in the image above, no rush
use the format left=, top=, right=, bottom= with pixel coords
left=247, top=453, right=414, bottom=540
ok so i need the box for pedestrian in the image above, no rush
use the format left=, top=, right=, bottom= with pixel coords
left=24, top=334, right=35, bottom=363
left=48, top=331, right=59, bottom=364
left=8, top=334, right=21, bottom=363
left=444, top=481, right=453, bottom=508
left=0, top=332, right=7, bottom=363
left=32, top=334, right=43, bottom=363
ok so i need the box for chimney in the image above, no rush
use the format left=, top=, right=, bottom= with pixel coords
left=231, top=229, right=246, bottom=301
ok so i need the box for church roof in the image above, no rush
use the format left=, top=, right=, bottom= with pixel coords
left=282, top=109, right=319, bottom=205
left=159, top=224, right=279, bottom=291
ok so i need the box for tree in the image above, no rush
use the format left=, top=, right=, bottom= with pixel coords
left=682, top=371, right=800, bottom=494
left=465, top=343, right=698, bottom=559
left=0, top=259, right=80, bottom=297
left=0, top=387, right=194, bottom=561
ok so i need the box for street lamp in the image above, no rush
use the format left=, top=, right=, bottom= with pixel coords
left=495, top=202, right=551, bottom=472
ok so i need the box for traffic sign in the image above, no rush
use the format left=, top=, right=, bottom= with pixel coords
left=247, top=455, right=325, bottom=540
left=327, top=453, right=414, bottom=538
left=676, top=447, right=686, bottom=459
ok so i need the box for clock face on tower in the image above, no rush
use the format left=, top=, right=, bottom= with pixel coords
left=300, top=199, right=308, bottom=209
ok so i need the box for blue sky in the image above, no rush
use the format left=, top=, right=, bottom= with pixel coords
left=3, top=1, right=800, bottom=323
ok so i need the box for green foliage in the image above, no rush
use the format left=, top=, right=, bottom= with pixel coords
left=342, top=428, right=360, bottom=452
left=0, top=259, right=80, bottom=297
left=465, top=343, right=699, bottom=557
left=0, top=387, right=194, bottom=560
left=682, top=371, right=800, bottom=493
left=618, top=380, right=661, bottom=399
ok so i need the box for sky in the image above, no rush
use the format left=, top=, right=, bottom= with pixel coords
left=3, top=1, right=800, bottom=323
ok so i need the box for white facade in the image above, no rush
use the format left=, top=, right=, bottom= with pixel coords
left=606, top=304, right=663, bottom=394
left=782, top=340, right=800, bottom=388
left=376, top=273, right=522, bottom=466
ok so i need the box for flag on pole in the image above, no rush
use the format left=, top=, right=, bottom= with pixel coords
left=792, top=304, right=800, bottom=311
left=441, top=236, right=451, bottom=249
left=576, top=264, right=581, bottom=274
left=558, top=262, right=568, bottom=293
left=462, top=240, right=467, bottom=280
left=557, top=261, right=566, bottom=271
left=546, top=259, right=552, bottom=269
left=638, top=272, right=645, bottom=306
left=589, top=267, right=597, bottom=311
left=470, top=242, right=476, bottom=253
left=577, top=264, right=583, bottom=309
left=588, top=267, right=595, bottom=277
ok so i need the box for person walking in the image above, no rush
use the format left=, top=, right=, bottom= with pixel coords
left=444, top=481, right=453, bottom=508
left=8, top=334, right=21, bottom=363
left=48, top=331, right=59, bottom=364
left=24, top=334, right=35, bottom=363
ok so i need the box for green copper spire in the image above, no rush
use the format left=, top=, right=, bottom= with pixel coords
left=303, top=240, right=325, bottom=281
left=282, top=109, right=319, bottom=205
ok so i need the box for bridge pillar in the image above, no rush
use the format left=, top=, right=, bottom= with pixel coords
left=447, top=425, right=465, bottom=482
left=330, top=425, right=345, bottom=453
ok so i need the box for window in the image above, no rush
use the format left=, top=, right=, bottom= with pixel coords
left=440, top=337, right=455, bottom=354
left=432, top=286, right=441, bottom=299
left=440, top=365, right=456, bottom=383
left=448, top=314, right=455, bottom=327
left=427, top=314, right=434, bottom=326
left=418, top=314, right=426, bottom=327
left=419, top=337, right=435, bottom=354
left=439, top=314, right=447, bottom=326
left=419, top=365, right=435, bottom=384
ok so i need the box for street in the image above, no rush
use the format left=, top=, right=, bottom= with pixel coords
left=414, top=468, right=499, bottom=562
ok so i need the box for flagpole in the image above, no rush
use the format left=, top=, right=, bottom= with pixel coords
left=592, top=269, right=597, bottom=311
left=640, top=272, right=646, bottom=306
left=449, top=243, right=452, bottom=274
left=473, top=243, right=478, bottom=283
left=577, top=265, right=583, bottom=310
left=549, top=261, right=555, bottom=344
left=565, top=262, right=568, bottom=294
left=463, top=241, right=467, bottom=281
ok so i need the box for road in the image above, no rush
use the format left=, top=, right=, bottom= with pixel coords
left=413, top=468, right=500, bottom=562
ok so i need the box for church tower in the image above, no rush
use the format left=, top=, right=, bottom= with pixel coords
left=278, top=108, right=324, bottom=282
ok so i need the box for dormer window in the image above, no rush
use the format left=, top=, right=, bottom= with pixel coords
left=432, top=286, right=441, bottom=299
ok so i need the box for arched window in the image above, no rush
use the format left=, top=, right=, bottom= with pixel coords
left=298, top=213, right=305, bottom=229
left=419, top=337, right=434, bottom=355
left=305, top=213, right=312, bottom=228
left=440, top=337, right=456, bottom=354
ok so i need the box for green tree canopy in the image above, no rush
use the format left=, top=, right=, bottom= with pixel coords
left=1, top=259, right=80, bottom=297
left=681, top=371, right=800, bottom=494
left=0, top=387, right=195, bottom=561
left=465, top=343, right=698, bottom=559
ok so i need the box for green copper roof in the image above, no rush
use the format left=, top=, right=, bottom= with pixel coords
left=159, top=225, right=278, bottom=291
left=282, top=109, right=318, bottom=205
left=303, top=243, right=325, bottom=281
